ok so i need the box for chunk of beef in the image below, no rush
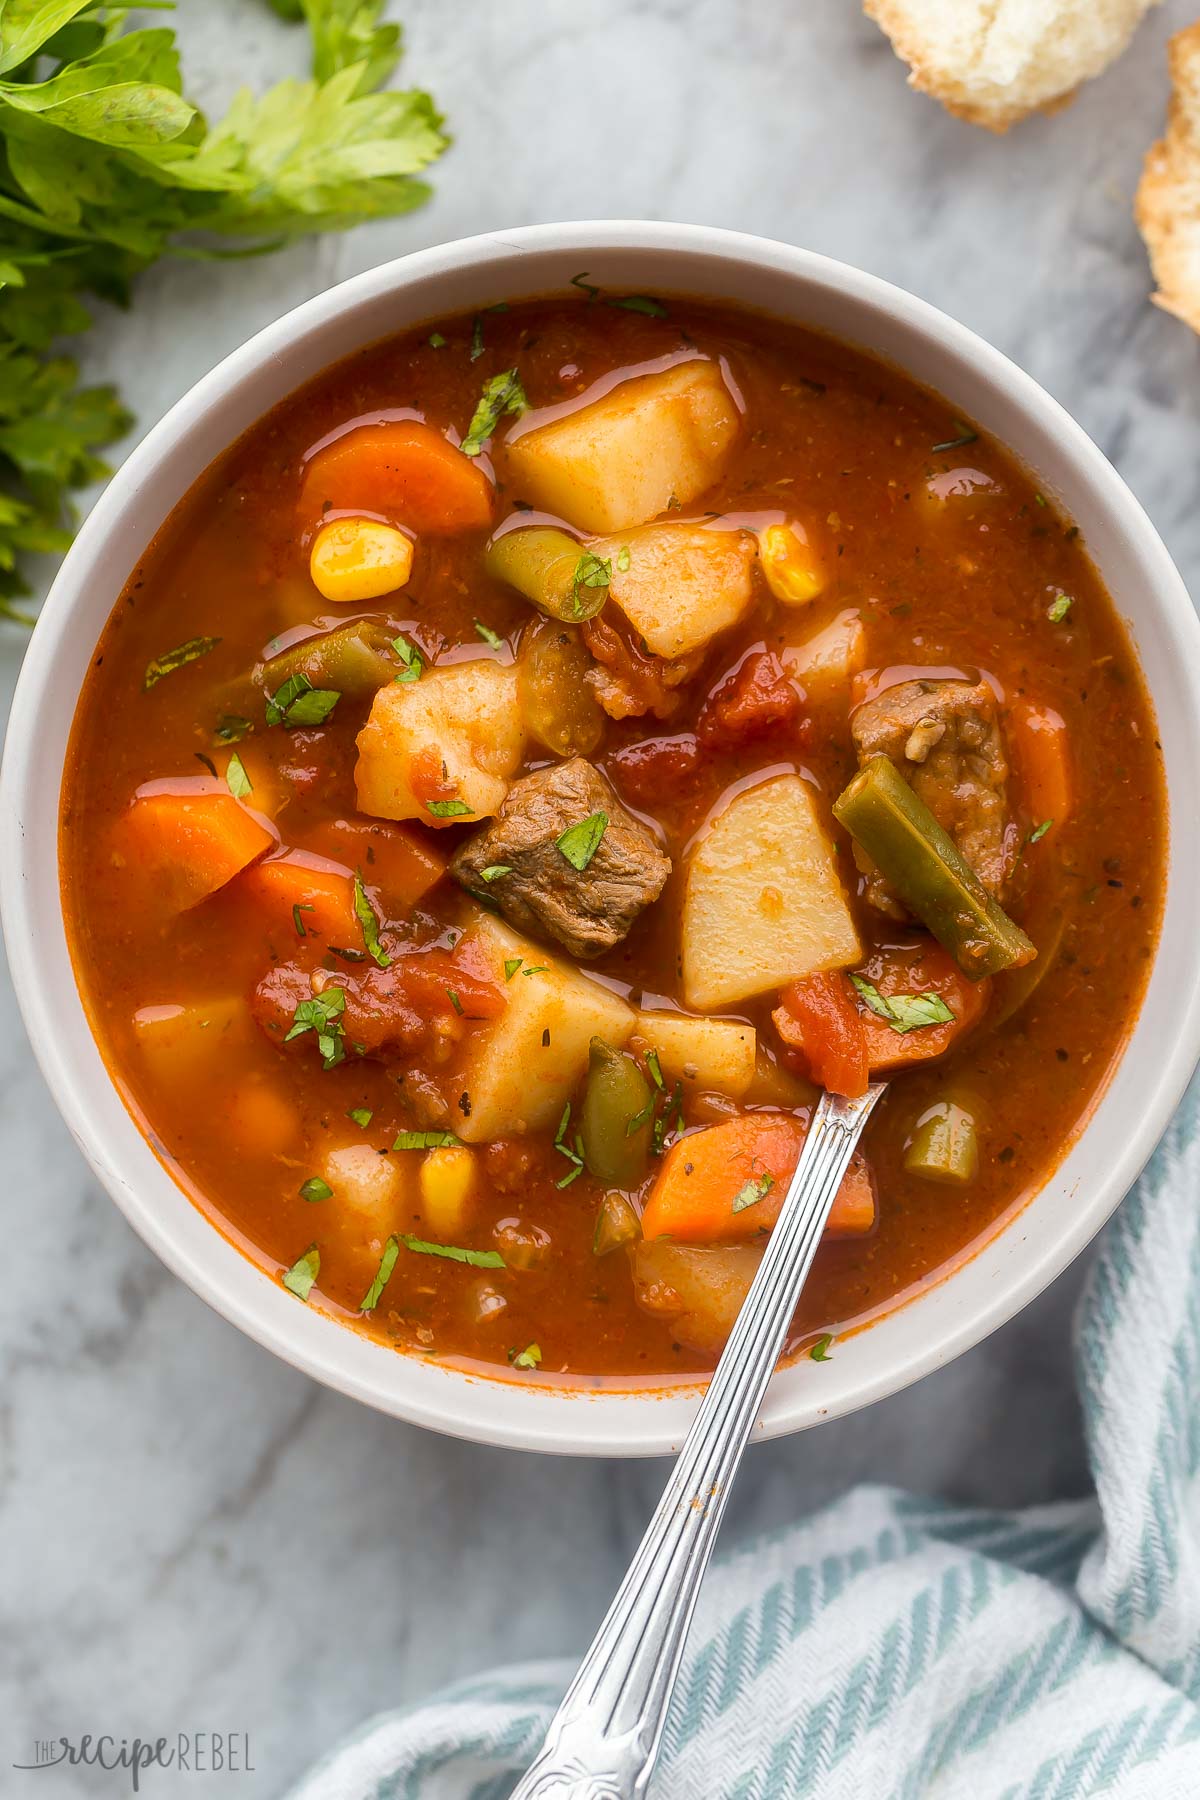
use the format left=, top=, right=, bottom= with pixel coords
left=850, top=677, right=1014, bottom=917
left=450, top=757, right=672, bottom=958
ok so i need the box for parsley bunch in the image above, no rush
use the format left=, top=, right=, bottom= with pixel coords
left=0, top=1, right=447, bottom=620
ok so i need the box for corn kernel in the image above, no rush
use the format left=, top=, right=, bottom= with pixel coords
left=309, top=517, right=414, bottom=603
left=758, top=522, right=825, bottom=606
left=418, top=1145, right=476, bottom=1239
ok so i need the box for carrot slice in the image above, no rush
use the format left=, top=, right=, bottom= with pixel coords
left=305, top=817, right=446, bottom=913
left=773, top=972, right=869, bottom=1098
left=640, top=1113, right=876, bottom=1245
left=118, top=789, right=274, bottom=915
left=298, top=421, right=495, bottom=536
left=1010, top=699, right=1072, bottom=829
left=238, top=850, right=360, bottom=948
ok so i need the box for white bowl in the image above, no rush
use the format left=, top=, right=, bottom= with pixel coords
left=4, top=222, right=1199, bottom=1456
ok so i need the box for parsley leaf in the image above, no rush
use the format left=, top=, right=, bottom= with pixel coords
left=571, top=551, right=612, bottom=616
left=392, top=634, right=423, bottom=682
left=284, top=986, right=347, bottom=1069
left=1047, top=593, right=1073, bottom=623
left=143, top=637, right=220, bottom=691
left=480, top=864, right=512, bottom=882
left=265, top=671, right=340, bottom=729
left=461, top=367, right=527, bottom=457
left=810, top=1333, right=835, bottom=1362
left=282, top=1245, right=320, bottom=1301
left=360, top=1234, right=400, bottom=1313
left=474, top=618, right=503, bottom=650
left=215, top=714, right=253, bottom=744
left=509, top=1343, right=542, bottom=1370
left=849, top=974, right=954, bottom=1035
left=503, top=957, right=523, bottom=980
left=225, top=752, right=252, bottom=799
left=607, top=294, right=668, bottom=317
left=556, top=810, right=608, bottom=871
left=353, top=873, right=391, bottom=968
left=299, top=1175, right=332, bottom=1203
left=732, top=1171, right=774, bottom=1213
left=1028, top=819, right=1054, bottom=845
left=293, top=902, right=313, bottom=938
left=399, top=1234, right=505, bottom=1268
left=346, top=1106, right=373, bottom=1129
left=393, top=1129, right=462, bottom=1150
left=425, top=798, right=473, bottom=818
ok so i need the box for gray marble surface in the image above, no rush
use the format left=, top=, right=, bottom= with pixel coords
left=5, top=1, right=1200, bottom=1793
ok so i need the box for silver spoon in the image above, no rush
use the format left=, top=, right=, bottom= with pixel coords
left=509, top=1083, right=886, bottom=1800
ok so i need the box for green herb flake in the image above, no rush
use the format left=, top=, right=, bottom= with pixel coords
left=625, top=1095, right=656, bottom=1137
left=195, top=752, right=218, bottom=779
left=360, top=1236, right=400, bottom=1313
left=425, top=798, right=474, bottom=818
left=607, top=294, right=668, bottom=318
left=1035, top=493, right=1048, bottom=508
left=810, top=1333, right=835, bottom=1362
left=556, top=810, right=608, bottom=871
left=1047, top=593, right=1073, bottom=623
left=282, top=1245, right=320, bottom=1302
left=265, top=671, right=340, bottom=729
left=474, top=618, right=504, bottom=650
left=144, top=637, right=220, bottom=691
left=293, top=902, right=314, bottom=938
left=556, top=1163, right=584, bottom=1190
left=215, top=714, right=253, bottom=744
left=399, top=1234, right=505, bottom=1268
left=393, top=1129, right=463, bottom=1151
left=504, top=958, right=523, bottom=981
left=225, top=752, right=252, bottom=799
left=299, top=1176, right=332, bottom=1203
left=522, top=964, right=550, bottom=977
left=346, top=1107, right=373, bottom=1129
left=1028, top=819, right=1054, bottom=845
left=571, top=550, right=612, bottom=615
left=616, top=545, right=632, bottom=572
left=732, top=1171, right=775, bottom=1214
left=446, top=987, right=464, bottom=1015
left=646, top=1048, right=665, bottom=1091
left=353, top=873, right=391, bottom=969
left=480, top=865, right=512, bottom=882
left=570, top=272, right=601, bottom=300
left=461, top=368, right=528, bottom=456
left=509, top=1342, right=542, bottom=1370
left=428, top=332, right=447, bottom=349
left=930, top=422, right=979, bottom=454
left=392, top=635, right=423, bottom=683
left=849, top=974, right=954, bottom=1036
left=285, top=987, right=347, bottom=1069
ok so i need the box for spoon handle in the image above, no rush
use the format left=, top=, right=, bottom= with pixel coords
left=508, top=1084, right=886, bottom=1800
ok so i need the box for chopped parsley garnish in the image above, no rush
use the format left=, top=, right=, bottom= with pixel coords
left=504, top=958, right=523, bottom=981
left=480, top=865, right=512, bottom=882
left=652, top=1081, right=685, bottom=1156
left=428, top=332, right=447, bottom=349
left=1028, top=819, right=1054, bottom=845
left=646, top=1049, right=664, bottom=1090
left=393, top=1129, right=462, bottom=1151
left=571, top=550, right=612, bottom=615
left=522, top=964, right=550, bottom=977
left=474, top=619, right=504, bottom=650
left=399, top=1234, right=505, bottom=1268
left=849, top=974, right=954, bottom=1035
left=282, top=1246, right=319, bottom=1302
left=469, top=315, right=485, bottom=361
left=195, top=752, right=218, bottom=779
left=556, top=811, right=608, bottom=871
left=425, top=798, right=474, bottom=818
left=360, top=1236, right=400, bottom=1313
left=625, top=1094, right=656, bottom=1136
left=607, top=294, right=668, bottom=317
left=225, top=752, right=252, bottom=799
left=299, top=1176, right=332, bottom=1203
left=461, top=367, right=528, bottom=457
left=509, top=1343, right=542, bottom=1370
left=353, top=874, right=391, bottom=969
left=293, top=903, right=313, bottom=938
left=446, top=987, right=464, bottom=1015
left=392, top=635, right=423, bottom=683
left=285, top=987, right=347, bottom=1069
left=732, top=1171, right=774, bottom=1213
left=265, top=671, right=340, bottom=729
left=144, top=637, right=220, bottom=691
left=346, top=1107, right=373, bottom=1129
left=1047, top=593, right=1073, bottom=623
left=616, top=545, right=632, bottom=572
left=931, top=422, right=979, bottom=453
left=215, top=714, right=253, bottom=744
left=569, top=271, right=601, bottom=300
left=809, top=1333, right=835, bottom=1362
left=554, top=1104, right=587, bottom=1186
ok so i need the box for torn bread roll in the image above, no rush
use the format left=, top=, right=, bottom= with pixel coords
left=1138, top=23, right=1200, bottom=335
left=864, top=0, right=1159, bottom=134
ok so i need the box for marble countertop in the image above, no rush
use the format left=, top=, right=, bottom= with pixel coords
left=5, top=1, right=1199, bottom=1792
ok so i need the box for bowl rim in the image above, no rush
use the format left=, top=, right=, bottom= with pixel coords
left=4, top=218, right=1200, bottom=1457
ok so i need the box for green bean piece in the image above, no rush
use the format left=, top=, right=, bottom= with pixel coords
left=518, top=617, right=605, bottom=757
left=593, top=1191, right=642, bottom=1257
left=258, top=622, right=398, bottom=697
left=485, top=527, right=607, bottom=623
left=833, top=755, right=1036, bottom=978
left=903, top=1102, right=979, bottom=1185
left=580, top=1038, right=653, bottom=1189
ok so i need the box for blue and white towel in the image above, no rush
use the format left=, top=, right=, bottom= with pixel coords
left=292, top=1078, right=1200, bottom=1799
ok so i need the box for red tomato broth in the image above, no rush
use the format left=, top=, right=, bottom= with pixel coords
left=60, top=295, right=1165, bottom=1383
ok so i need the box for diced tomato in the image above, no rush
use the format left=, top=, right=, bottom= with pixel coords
left=608, top=733, right=701, bottom=807
left=304, top=817, right=447, bottom=913
left=696, top=650, right=807, bottom=751
left=773, top=972, right=870, bottom=1098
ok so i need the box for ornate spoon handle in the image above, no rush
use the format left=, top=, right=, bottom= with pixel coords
left=509, top=1084, right=886, bottom=1800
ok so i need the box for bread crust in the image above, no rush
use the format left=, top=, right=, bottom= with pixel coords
left=1137, top=23, right=1200, bottom=335
left=865, top=0, right=1154, bottom=134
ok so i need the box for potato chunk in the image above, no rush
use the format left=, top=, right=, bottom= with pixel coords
left=445, top=913, right=633, bottom=1141
left=502, top=360, right=740, bottom=533
left=632, top=1010, right=756, bottom=1100
left=681, top=775, right=861, bottom=1009
left=355, top=661, right=524, bottom=828
left=591, top=523, right=755, bottom=658
left=782, top=609, right=866, bottom=698
left=631, top=1241, right=763, bottom=1356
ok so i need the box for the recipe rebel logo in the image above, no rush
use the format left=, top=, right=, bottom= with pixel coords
left=12, top=1733, right=255, bottom=1790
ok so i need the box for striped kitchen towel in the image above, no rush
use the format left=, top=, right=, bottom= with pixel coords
left=291, top=1076, right=1200, bottom=1799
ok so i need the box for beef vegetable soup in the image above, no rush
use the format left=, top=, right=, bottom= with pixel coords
left=61, top=293, right=1166, bottom=1383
